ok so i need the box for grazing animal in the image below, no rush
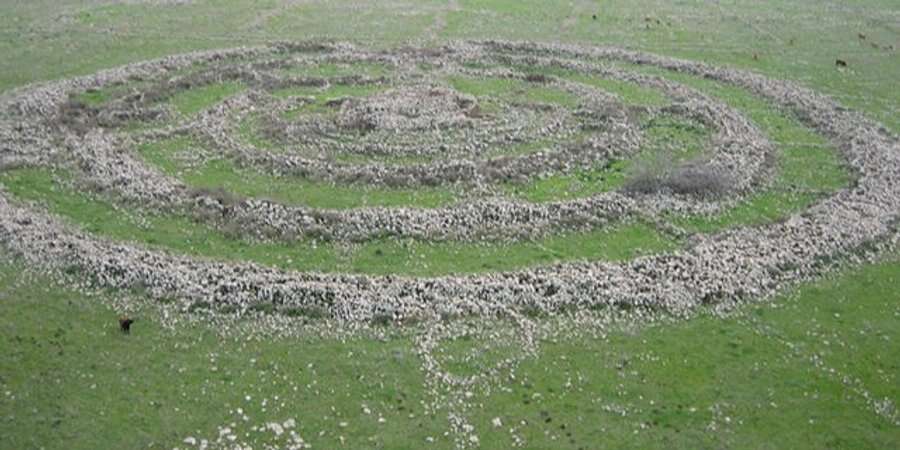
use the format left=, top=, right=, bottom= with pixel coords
left=592, top=14, right=597, bottom=20
left=835, top=59, right=848, bottom=67
left=119, top=316, right=134, bottom=334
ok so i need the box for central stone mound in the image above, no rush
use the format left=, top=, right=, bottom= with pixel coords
left=336, top=85, right=480, bottom=132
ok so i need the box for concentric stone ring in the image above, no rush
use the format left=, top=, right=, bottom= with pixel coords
left=1, top=40, right=897, bottom=325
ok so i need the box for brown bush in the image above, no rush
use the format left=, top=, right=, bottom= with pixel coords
left=625, top=160, right=730, bottom=198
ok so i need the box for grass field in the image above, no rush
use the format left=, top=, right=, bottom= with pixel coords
left=2, top=251, right=897, bottom=449
left=1, top=1, right=898, bottom=449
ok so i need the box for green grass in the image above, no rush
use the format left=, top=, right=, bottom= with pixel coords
left=571, top=74, right=670, bottom=107
left=638, top=113, right=710, bottom=161
left=448, top=76, right=581, bottom=108
left=466, top=256, right=900, bottom=448
left=0, top=168, right=677, bottom=277
left=681, top=190, right=820, bottom=232
left=433, top=331, right=527, bottom=378
left=187, top=159, right=457, bottom=210
left=351, top=222, right=677, bottom=276
left=135, top=135, right=193, bottom=174
left=169, top=82, right=245, bottom=116
left=2, top=249, right=897, bottom=449
left=506, top=161, right=629, bottom=203
left=264, top=0, right=440, bottom=45
left=0, top=258, right=446, bottom=450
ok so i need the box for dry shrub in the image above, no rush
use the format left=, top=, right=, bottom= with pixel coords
left=625, top=159, right=730, bottom=198
left=524, top=73, right=550, bottom=83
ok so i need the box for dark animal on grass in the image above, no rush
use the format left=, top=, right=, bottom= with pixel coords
left=119, top=316, right=134, bottom=334
left=835, top=59, right=848, bottom=67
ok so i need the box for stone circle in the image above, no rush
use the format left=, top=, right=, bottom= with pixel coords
left=1, top=40, right=898, bottom=326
